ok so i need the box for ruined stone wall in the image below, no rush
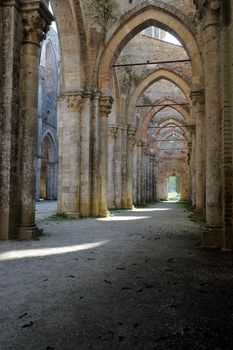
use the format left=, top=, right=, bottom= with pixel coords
left=80, top=0, right=196, bottom=30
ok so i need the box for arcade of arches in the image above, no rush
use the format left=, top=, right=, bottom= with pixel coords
left=0, top=0, right=232, bottom=250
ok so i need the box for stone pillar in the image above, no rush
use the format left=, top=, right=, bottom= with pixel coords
left=190, top=123, right=196, bottom=207
left=191, top=91, right=205, bottom=219
left=221, top=3, right=233, bottom=249
left=121, top=126, right=128, bottom=208
left=132, top=141, right=138, bottom=205
left=146, top=155, right=150, bottom=203
left=149, top=154, right=155, bottom=202
left=0, top=1, right=21, bottom=239
left=57, top=93, right=82, bottom=218
left=154, top=157, right=160, bottom=201
left=80, top=93, right=92, bottom=217
left=136, top=142, right=142, bottom=205
left=126, top=128, right=136, bottom=209
left=98, top=95, right=113, bottom=217
left=107, top=125, right=118, bottom=209
left=17, top=3, right=53, bottom=239
left=141, top=143, right=148, bottom=205
left=114, top=126, right=122, bottom=208
left=194, top=0, right=223, bottom=247
left=91, top=94, right=100, bottom=216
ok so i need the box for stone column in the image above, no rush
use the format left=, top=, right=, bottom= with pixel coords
left=0, top=1, right=21, bottom=239
left=190, top=123, right=196, bottom=207
left=221, top=4, right=233, bottom=249
left=121, top=126, right=128, bottom=208
left=194, top=0, right=223, bottom=246
left=136, top=142, right=142, bottom=205
left=141, top=143, right=148, bottom=205
left=114, top=126, right=122, bottom=208
left=149, top=154, right=155, bottom=202
left=98, top=95, right=113, bottom=217
left=155, top=159, right=160, bottom=201
left=57, top=93, right=82, bottom=218
left=126, top=128, right=136, bottom=209
left=107, top=125, right=118, bottom=209
left=17, top=4, right=53, bottom=239
left=132, top=142, right=138, bottom=205
left=80, top=93, right=92, bottom=217
left=191, top=91, right=205, bottom=219
left=91, top=94, right=100, bottom=216
left=146, top=155, right=150, bottom=203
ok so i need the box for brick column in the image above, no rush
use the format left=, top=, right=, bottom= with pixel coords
left=17, top=2, right=53, bottom=239
left=99, top=95, right=113, bottom=217
left=194, top=0, right=223, bottom=247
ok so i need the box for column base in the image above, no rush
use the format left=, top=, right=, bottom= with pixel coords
left=194, top=208, right=205, bottom=220
left=66, top=211, right=80, bottom=219
left=201, top=225, right=223, bottom=248
left=99, top=209, right=109, bottom=218
left=17, top=225, right=43, bottom=240
left=222, top=225, right=233, bottom=251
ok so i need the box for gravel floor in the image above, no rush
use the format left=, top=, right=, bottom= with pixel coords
left=0, top=202, right=233, bottom=350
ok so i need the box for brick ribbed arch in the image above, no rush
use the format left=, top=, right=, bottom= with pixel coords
left=149, top=120, right=189, bottom=147
left=98, top=5, right=202, bottom=93
left=129, top=69, right=191, bottom=125
left=138, top=99, right=190, bottom=141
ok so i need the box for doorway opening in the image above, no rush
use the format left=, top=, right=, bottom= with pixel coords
left=167, top=176, right=181, bottom=201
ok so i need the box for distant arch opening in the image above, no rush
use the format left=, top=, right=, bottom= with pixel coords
left=167, top=176, right=181, bottom=201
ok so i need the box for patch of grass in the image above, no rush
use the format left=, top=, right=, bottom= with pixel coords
left=134, top=204, right=150, bottom=208
left=46, top=212, right=75, bottom=221
left=178, top=200, right=193, bottom=211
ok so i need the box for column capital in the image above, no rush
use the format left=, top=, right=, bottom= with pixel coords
left=65, top=93, right=83, bottom=113
left=20, top=1, right=54, bottom=45
left=127, top=127, right=136, bottom=144
left=99, top=95, right=114, bottom=117
left=142, top=142, right=149, bottom=154
left=189, top=122, right=196, bottom=135
left=190, top=90, right=205, bottom=103
left=193, top=0, right=220, bottom=27
left=108, top=125, right=118, bottom=138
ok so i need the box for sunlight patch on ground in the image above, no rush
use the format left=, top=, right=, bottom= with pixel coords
left=0, top=241, right=108, bottom=261
left=132, top=208, right=172, bottom=212
left=97, top=216, right=151, bottom=221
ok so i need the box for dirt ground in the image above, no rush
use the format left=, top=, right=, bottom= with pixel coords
left=0, top=202, right=233, bottom=350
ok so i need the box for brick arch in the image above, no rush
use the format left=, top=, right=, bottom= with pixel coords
left=98, top=4, right=203, bottom=93
left=149, top=120, right=189, bottom=148
left=128, top=69, right=191, bottom=124
left=138, top=99, right=190, bottom=141
left=50, top=0, right=88, bottom=91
